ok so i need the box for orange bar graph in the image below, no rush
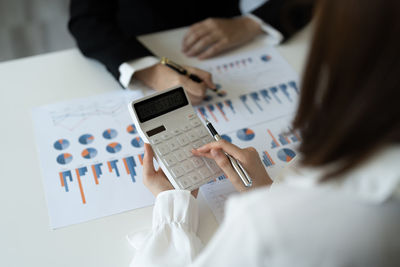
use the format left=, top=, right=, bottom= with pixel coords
left=91, top=165, right=99, bottom=185
left=75, top=169, right=87, bottom=204
left=59, top=172, right=65, bottom=187
left=123, top=158, right=130, bottom=174
left=206, top=106, right=218, bottom=122
left=267, top=129, right=280, bottom=147
left=215, top=104, right=228, bottom=121
left=138, top=154, right=144, bottom=165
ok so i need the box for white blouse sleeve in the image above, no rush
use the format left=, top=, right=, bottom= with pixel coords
left=129, top=188, right=277, bottom=267
left=128, top=190, right=204, bottom=267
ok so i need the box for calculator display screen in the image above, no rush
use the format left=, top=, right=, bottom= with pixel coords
left=134, top=87, right=188, bottom=123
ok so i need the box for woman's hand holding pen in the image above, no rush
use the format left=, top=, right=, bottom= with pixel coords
left=135, top=63, right=216, bottom=105
left=192, top=140, right=273, bottom=192
left=182, top=17, right=263, bottom=60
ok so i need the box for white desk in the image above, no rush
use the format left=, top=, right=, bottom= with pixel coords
left=0, top=26, right=311, bottom=266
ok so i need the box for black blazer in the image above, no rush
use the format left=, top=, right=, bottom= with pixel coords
left=68, top=0, right=314, bottom=80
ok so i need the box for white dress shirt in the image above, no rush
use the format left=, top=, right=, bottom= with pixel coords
left=118, top=15, right=283, bottom=88
left=128, top=145, right=400, bottom=267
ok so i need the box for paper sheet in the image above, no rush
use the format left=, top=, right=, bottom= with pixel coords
left=33, top=46, right=300, bottom=228
left=195, top=47, right=301, bottom=223
left=32, top=90, right=155, bottom=229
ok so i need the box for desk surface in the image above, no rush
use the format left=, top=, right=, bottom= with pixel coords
left=0, top=26, right=311, bottom=266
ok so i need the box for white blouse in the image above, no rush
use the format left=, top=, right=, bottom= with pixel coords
left=128, top=146, right=400, bottom=267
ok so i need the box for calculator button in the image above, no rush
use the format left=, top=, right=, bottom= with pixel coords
left=186, top=130, right=198, bottom=141
left=151, top=137, right=162, bottom=144
left=198, top=166, right=212, bottom=177
left=204, top=158, right=221, bottom=174
left=167, top=139, right=180, bottom=151
left=190, top=120, right=202, bottom=127
left=183, top=145, right=194, bottom=158
left=177, top=134, right=189, bottom=146
left=177, top=178, right=191, bottom=188
left=202, top=137, right=213, bottom=145
left=174, top=149, right=186, bottom=162
left=171, top=129, right=181, bottom=135
left=156, top=143, right=170, bottom=156
left=161, top=133, right=171, bottom=140
left=196, top=127, right=209, bottom=137
left=164, top=155, right=178, bottom=167
left=181, top=160, right=194, bottom=172
left=192, top=140, right=203, bottom=149
left=191, top=157, right=204, bottom=168
left=171, top=166, right=185, bottom=178
left=188, top=113, right=197, bottom=120
left=188, top=172, right=202, bottom=183
left=181, top=124, right=191, bottom=131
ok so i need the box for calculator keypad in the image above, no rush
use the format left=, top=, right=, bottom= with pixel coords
left=149, top=116, right=223, bottom=190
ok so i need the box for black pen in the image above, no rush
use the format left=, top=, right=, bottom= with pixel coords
left=205, top=120, right=253, bottom=188
left=160, top=57, right=217, bottom=91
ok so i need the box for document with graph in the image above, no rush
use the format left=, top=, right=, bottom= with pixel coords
left=195, top=46, right=301, bottom=223
left=32, top=46, right=300, bottom=228
left=32, top=90, right=154, bottom=229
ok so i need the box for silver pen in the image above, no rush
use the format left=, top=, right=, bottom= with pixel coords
left=205, top=120, right=253, bottom=187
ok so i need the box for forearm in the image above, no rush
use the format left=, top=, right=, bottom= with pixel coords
left=68, top=0, right=154, bottom=80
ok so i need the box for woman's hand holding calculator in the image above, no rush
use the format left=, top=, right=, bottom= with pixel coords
left=143, top=144, right=199, bottom=197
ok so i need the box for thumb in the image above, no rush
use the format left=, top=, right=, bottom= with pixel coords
left=143, top=143, right=156, bottom=176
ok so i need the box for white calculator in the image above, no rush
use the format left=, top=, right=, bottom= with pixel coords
left=128, top=86, right=224, bottom=190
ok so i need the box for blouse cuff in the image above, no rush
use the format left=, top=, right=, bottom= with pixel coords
left=152, top=190, right=199, bottom=233
left=244, top=13, right=284, bottom=45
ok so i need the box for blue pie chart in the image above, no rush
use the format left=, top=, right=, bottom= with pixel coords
left=53, top=139, right=69, bottom=150
left=82, top=148, right=97, bottom=159
left=103, top=128, right=118, bottom=139
left=236, top=128, right=255, bottom=141
left=127, top=124, right=137, bottom=134
left=106, top=142, right=122, bottom=153
left=131, top=137, right=144, bottom=148
left=57, top=153, right=73, bottom=165
left=79, top=134, right=94, bottom=145
left=277, top=148, right=296, bottom=162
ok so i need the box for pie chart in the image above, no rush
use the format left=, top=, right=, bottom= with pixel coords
left=127, top=124, right=137, bottom=134
left=261, top=54, right=271, bottom=62
left=57, top=153, right=73, bottom=164
left=103, top=128, right=118, bottom=139
left=79, top=134, right=94, bottom=145
left=236, top=128, right=255, bottom=141
left=106, top=142, right=122, bottom=153
left=81, top=148, right=97, bottom=159
left=277, top=148, right=296, bottom=162
left=131, top=137, right=144, bottom=148
left=53, top=139, right=69, bottom=150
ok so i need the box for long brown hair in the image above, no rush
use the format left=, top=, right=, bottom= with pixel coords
left=293, top=0, right=400, bottom=178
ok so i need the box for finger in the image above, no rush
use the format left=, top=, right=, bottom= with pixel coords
left=184, top=80, right=207, bottom=98
left=186, top=67, right=216, bottom=89
left=143, top=143, right=156, bottom=176
left=197, top=40, right=227, bottom=60
left=182, top=26, right=209, bottom=52
left=196, top=140, right=245, bottom=162
left=185, top=34, right=218, bottom=57
left=210, top=148, right=241, bottom=183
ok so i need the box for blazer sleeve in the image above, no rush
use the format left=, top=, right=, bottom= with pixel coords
left=68, top=0, right=154, bottom=80
left=251, top=0, right=315, bottom=41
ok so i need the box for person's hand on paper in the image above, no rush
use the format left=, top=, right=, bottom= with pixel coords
left=143, top=144, right=199, bottom=197
left=192, top=140, right=272, bottom=192
left=134, top=63, right=216, bottom=105
left=182, top=17, right=263, bottom=60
